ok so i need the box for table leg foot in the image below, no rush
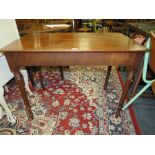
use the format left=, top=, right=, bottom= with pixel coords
left=115, top=108, right=121, bottom=118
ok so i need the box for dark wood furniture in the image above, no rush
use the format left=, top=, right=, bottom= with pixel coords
left=127, top=24, right=155, bottom=99
left=19, top=24, right=71, bottom=34
left=127, top=23, right=151, bottom=44
left=1, top=32, right=147, bottom=120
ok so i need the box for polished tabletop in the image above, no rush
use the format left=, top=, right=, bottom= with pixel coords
left=1, top=32, right=146, bottom=52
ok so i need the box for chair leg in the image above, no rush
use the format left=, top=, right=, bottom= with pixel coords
left=122, top=83, right=152, bottom=110
left=59, top=66, right=64, bottom=80
left=20, top=69, right=33, bottom=95
left=0, top=86, right=16, bottom=123
left=104, top=66, right=112, bottom=90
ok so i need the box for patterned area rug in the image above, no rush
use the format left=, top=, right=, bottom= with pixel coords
left=0, top=66, right=137, bottom=135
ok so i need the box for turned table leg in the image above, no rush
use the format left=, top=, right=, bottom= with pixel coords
left=0, top=86, right=16, bottom=123
left=13, top=68, right=34, bottom=120
left=129, top=58, right=144, bottom=99
left=116, top=68, right=134, bottom=117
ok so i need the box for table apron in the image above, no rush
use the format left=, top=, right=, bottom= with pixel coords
left=5, top=52, right=144, bottom=68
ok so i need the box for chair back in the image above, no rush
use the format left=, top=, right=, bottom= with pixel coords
left=150, top=31, right=155, bottom=73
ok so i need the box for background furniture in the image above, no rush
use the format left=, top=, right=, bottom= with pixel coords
left=123, top=31, right=155, bottom=110
left=126, top=22, right=155, bottom=99
left=77, top=19, right=103, bottom=32
left=77, top=19, right=93, bottom=32
left=105, top=21, right=154, bottom=99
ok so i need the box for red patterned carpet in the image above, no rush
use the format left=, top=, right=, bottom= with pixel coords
left=0, top=66, right=139, bottom=135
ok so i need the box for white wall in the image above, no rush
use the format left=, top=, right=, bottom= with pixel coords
left=0, top=19, right=19, bottom=86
